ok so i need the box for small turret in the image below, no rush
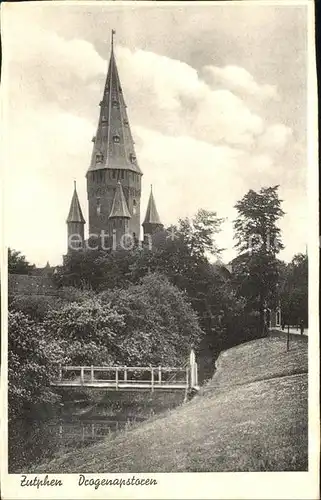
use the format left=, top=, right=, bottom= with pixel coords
left=142, top=185, right=163, bottom=239
left=66, top=181, right=85, bottom=253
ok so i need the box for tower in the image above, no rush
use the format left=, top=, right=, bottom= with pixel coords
left=142, top=185, right=163, bottom=239
left=86, top=30, right=142, bottom=247
left=66, top=181, right=85, bottom=253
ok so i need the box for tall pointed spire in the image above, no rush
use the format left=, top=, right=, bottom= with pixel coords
left=109, top=181, right=131, bottom=219
left=143, top=185, right=162, bottom=225
left=86, top=32, right=142, bottom=242
left=88, top=30, right=141, bottom=175
left=67, top=181, right=85, bottom=223
left=66, top=182, right=85, bottom=253
left=143, top=186, right=163, bottom=237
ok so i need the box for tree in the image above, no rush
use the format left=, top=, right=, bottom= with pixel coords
left=54, top=209, right=246, bottom=361
left=233, top=186, right=285, bottom=335
left=176, top=209, right=224, bottom=258
left=9, top=295, right=60, bottom=322
left=45, top=273, right=204, bottom=367
left=44, top=299, right=124, bottom=365
left=8, top=311, right=64, bottom=419
left=101, top=273, right=204, bottom=366
left=280, top=253, right=308, bottom=327
left=54, top=248, right=142, bottom=291
left=8, top=248, right=35, bottom=275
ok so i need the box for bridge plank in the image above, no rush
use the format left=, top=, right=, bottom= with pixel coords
left=51, top=381, right=188, bottom=390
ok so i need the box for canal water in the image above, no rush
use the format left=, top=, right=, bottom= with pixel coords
left=9, top=391, right=185, bottom=473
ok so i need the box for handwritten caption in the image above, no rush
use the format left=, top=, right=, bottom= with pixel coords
left=20, top=474, right=157, bottom=491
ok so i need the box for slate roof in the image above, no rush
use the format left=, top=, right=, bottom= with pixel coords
left=109, top=181, right=131, bottom=219
left=88, top=33, right=142, bottom=175
left=143, top=186, right=162, bottom=225
left=66, top=182, right=85, bottom=223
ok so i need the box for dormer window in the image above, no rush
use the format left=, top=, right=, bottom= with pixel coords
left=112, top=100, right=119, bottom=108
left=124, top=119, right=129, bottom=126
left=102, top=116, right=108, bottom=123
left=96, top=152, right=104, bottom=163
left=99, top=101, right=103, bottom=106
left=129, top=153, right=136, bottom=163
left=92, top=136, right=96, bottom=143
left=119, top=86, right=122, bottom=93
left=113, top=135, right=120, bottom=144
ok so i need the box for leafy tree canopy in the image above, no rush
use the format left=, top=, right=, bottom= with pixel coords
left=279, top=253, right=308, bottom=326
left=233, top=186, right=285, bottom=334
left=8, top=311, right=65, bottom=419
left=8, top=248, right=35, bottom=275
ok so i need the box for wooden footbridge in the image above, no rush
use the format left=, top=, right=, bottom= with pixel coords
left=52, top=350, right=199, bottom=393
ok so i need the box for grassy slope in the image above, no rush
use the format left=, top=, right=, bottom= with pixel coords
left=34, top=336, right=308, bottom=473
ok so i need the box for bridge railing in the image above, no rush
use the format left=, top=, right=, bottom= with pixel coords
left=54, top=350, right=198, bottom=390
left=56, top=365, right=191, bottom=389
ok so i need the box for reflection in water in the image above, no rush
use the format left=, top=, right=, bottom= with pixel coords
left=9, top=414, right=146, bottom=473
left=9, top=392, right=185, bottom=472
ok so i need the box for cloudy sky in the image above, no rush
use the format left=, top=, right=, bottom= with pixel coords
left=2, top=2, right=309, bottom=267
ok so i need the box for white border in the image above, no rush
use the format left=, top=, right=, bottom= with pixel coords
left=0, top=1, right=319, bottom=499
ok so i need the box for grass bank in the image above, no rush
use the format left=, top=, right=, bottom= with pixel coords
left=33, top=336, right=308, bottom=472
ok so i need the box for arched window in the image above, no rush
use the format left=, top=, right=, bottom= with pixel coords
left=129, top=153, right=136, bottom=163
left=113, top=135, right=120, bottom=144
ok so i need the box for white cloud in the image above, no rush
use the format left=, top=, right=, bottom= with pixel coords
left=4, top=106, right=93, bottom=265
left=117, top=46, right=264, bottom=147
left=258, top=123, right=293, bottom=151
left=204, top=65, right=279, bottom=100
left=134, top=126, right=302, bottom=264
left=8, top=23, right=106, bottom=82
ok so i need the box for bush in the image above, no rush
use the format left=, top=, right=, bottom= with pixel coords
left=8, top=311, right=65, bottom=419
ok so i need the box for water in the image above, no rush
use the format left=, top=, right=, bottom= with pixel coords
left=9, top=393, right=184, bottom=472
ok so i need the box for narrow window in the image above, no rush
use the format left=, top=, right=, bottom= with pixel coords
left=129, top=153, right=136, bottom=163
left=112, top=170, right=116, bottom=179
left=121, top=170, right=125, bottom=179
left=96, top=152, right=103, bottom=163
left=113, top=135, right=120, bottom=144
left=96, top=197, right=101, bottom=215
